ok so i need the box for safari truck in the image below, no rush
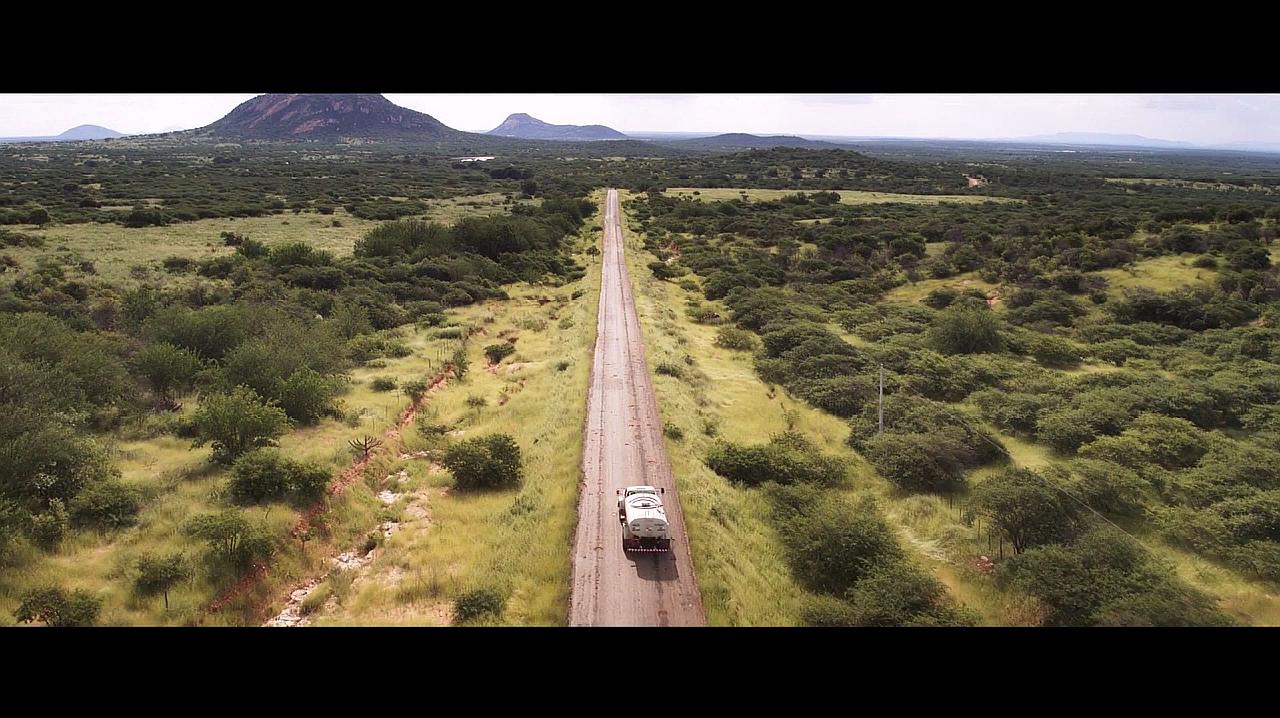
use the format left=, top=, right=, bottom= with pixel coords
left=616, top=485, right=672, bottom=552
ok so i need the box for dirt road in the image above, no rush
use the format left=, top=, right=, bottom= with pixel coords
left=568, top=189, right=706, bottom=626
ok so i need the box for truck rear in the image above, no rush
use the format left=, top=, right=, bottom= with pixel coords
left=617, top=486, right=672, bottom=552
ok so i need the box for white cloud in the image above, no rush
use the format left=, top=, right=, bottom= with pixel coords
left=3, top=93, right=1280, bottom=146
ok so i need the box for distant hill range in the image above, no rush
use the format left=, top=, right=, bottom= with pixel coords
left=197, top=93, right=464, bottom=140
left=0, top=124, right=125, bottom=144
left=487, top=113, right=627, bottom=141
left=999, top=132, right=1197, bottom=149
left=664, top=133, right=845, bottom=151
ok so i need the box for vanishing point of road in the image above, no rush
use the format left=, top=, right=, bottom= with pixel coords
left=568, top=189, right=706, bottom=626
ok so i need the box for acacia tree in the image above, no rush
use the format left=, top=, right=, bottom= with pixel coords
left=972, top=468, right=1079, bottom=554
left=135, top=552, right=189, bottom=609
left=191, top=386, right=291, bottom=463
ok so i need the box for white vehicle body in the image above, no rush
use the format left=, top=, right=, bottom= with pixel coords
left=616, top=485, right=672, bottom=551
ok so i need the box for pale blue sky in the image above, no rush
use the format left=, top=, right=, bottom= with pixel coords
left=1, top=93, right=1278, bottom=145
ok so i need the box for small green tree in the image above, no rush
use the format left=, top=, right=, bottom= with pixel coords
left=30, top=498, right=69, bottom=551
left=135, top=552, right=189, bottom=609
left=184, top=510, right=273, bottom=571
left=972, top=467, right=1079, bottom=554
left=443, top=434, right=523, bottom=490
left=134, top=343, right=202, bottom=402
left=14, top=586, right=102, bottom=626
left=930, top=303, right=1004, bottom=355
left=229, top=449, right=330, bottom=505
left=450, top=347, right=469, bottom=380
left=277, top=367, right=338, bottom=424
left=191, top=386, right=291, bottom=463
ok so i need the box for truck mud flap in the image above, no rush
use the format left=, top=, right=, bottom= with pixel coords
left=623, top=541, right=672, bottom=553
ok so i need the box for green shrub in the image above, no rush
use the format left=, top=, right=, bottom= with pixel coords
left=454, top=586, right=506, bottom=623
left=184, top=510, right=275, bottom=571
left=229, top=449, right=331, bottom=505
left=1064, top=460, right=1152, bottom=516
left=484, top=343, right=516, bottom=364
left=450, top=347, right=469, bottom=380
left=191, top=386, right=291, bottom=463
left=69, top=480, right=141, bottom=528
left=370, top=377, right=398, bottom=392
left=930, top=303, right=1004, bottom=355
left=403, top=379, right=430, bottom=401
left=775, top=494, right=904, bottom=596
left=443, top=434, right=522, bottom=490
left=1029, top=335, right=1082, bottom=368
left=999, top=528, right=1229, bottom=626
left=972, top=467, right=1079, bottom=553
left=705, top=437, right=846, bottom=487
left=863, top=432, right=969, bottom=493
left=14, top=586, right=102, bottom=626
left=1089, top=339, right=1149, bottom=366
left=133, top=342, right=202, bottom=401
left=655, top=362, right=684, bottom=378
left=30, top=498, right=69, bottom=551
left=842, top=561, right=976, bottom=626
left=714, top=326, right=758, bottom=351
left=663, top=423, right=685, bottom=441
left=278, top=368, right=340, bottom=424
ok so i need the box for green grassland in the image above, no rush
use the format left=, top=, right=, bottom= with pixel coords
left=0, top=320, right=462, bottom=626
left=883, top=271, right=1001, bottom=305
left=1106, top=177, right=1277, bottom=194
left=664, top=187, right=1022, bottom=205
left=305, top=207, right=601, bottom=626
left=0, top=192, right=566, bottom=627
left=1095, top=253, right=1217, bottom=297
left=0, top=194, right=532, bottom=288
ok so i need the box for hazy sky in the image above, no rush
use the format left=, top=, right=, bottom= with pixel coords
left=3, top=93, right=1279, bottom=145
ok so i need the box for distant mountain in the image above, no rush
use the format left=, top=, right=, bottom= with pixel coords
left=0, top=124, right=125, bottom=145
left=198, top=93, right=462, bottom=140
left=669, top=133, right=844, bottom=151
left=1003, top=132, right=1196, bottom=149
left=58, top=124, right=124, bottom=140
left=1206, top=141, right=1280, bottom=155
left=623, top=131, right=721, bottom=141
left=487, top=113, right=627, bottom=141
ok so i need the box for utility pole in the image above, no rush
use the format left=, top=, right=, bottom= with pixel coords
left=878, top=364, right=885, bottom=434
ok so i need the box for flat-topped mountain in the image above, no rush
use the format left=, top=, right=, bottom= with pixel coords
left=670, top=133, right=843, bottom=151
left=487, top=113, right=627, bottom=141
